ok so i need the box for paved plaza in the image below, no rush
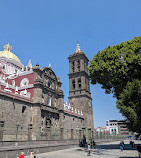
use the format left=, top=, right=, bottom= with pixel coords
left=25, top=140, right=140, bottom=158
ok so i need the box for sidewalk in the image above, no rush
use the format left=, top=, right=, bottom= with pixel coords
left=25, top=140, right=140, bottom=158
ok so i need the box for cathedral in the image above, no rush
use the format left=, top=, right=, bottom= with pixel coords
left=0, top=43, right=94, bottom=141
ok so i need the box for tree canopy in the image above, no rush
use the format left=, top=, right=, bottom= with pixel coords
left=89, top=37, right=141, bottom=134
left=117, top=79, right=141, bottom=134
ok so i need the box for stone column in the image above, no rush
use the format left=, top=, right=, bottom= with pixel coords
left=0, top=121, right=4, bottom=141
left=74, top=61, right=77, bottom=72
left=51, top=95, right=54, bottom=107
left=80, top=59, right=83, bottom=71
left=75, top=78, right=78, bottom=90
left=31, top=106, right=41, bottom=140
left=60, top=128, right=64, bottom=140
left=81, top=76, right=85, bottom=89
left=69, top=61, right=72, bottom=74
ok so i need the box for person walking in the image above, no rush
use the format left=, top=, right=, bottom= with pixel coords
left=30, top=150, right=34, bottom=158
left=130, top=141, right=134, bottom=149
left=93, top=140, right=96, bottom=149
left=122, top=141, right=125, bottom=150
left=120, top=141, right=123, bottom=151
left=87, top=144, right=91, bottom=156
left=19, top=152, right=24, bottom=158
left=137, top=144, right=141, bottom=158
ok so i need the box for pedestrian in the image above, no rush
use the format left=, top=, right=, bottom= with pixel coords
left=87, top=144, right=91, bottom=156
left=90, top=140, right=93, bottom=149
left=130, top=141, right=132, bottom=149
left=30, top=150, right=34, bottom=158
left=130, top=141, right=134, bottom=149
left=122, top=141, right=125, bottom=150
left=19, top=152, right=24, bottom=158
left=137, top=144, right=141, bottom=158
left=120, top=141, right=123, bottom=151
left=93, top=140, right=96, bottom=149
left=83, top=135, right=86, bottom=147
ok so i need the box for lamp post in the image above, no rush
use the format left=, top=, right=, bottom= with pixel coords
left=76, top=126, right=79, bottom=139
left=15, top=123, right=20, bottom=141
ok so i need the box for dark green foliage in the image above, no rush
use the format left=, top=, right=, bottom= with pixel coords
left=89, top=37, right=141, bottom=134
left=117, top=80, right=141, bottom=134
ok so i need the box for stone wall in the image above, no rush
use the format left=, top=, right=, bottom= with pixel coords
left=63, top=113, right=84, bottom=140
left=0, top=139, right=79, bottom=158
left=0, top=94, right=33, bottom=141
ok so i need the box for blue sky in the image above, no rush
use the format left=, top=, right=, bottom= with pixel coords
left=0, top=0, right=141, bottom=127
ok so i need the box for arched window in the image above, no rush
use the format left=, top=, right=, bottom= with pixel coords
left=48, top=82, right=51, bottom=88
left=48, top=96, right=51, bottom=106
left=72, top=61, right=75, bottom=73
left=78, top=79, right=81, bottom=88
left=77, top=60, right=80, bottom=71
left=72, top=80, right=75, bottom=89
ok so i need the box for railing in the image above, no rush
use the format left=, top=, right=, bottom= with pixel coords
left=0, top=126, right=127, bottom=142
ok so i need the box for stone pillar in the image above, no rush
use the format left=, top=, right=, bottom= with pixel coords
left=80, top=59, right=83, bottom=71
left=71, top=129, right=74, bottom=139
left=69, top=61, right=72, bottom=74
left=34, top=87, right=42, bottom=104
left=60, top=128, right=63, bottom=140
left=51, top=95, right=54, bottom=107
left=43, top=116, right=46, bottom=129
left=88, top=129, right=92, bottom=140
left=75, top=78, right=78, bottom=90
left=58, top=97, right=64, bottom=110
left=44, top=94, right=48, bottom=105
left=31, top=106, right=41, bottom=140
left=0, top=121, right=4, bottom=141
left=46, top=128, right=51, bottom=140
left=28, top=123, right=32, bottom=140
left=74, top=60, right=77, bottom=72
left=81, top=76, right=85, bottom=89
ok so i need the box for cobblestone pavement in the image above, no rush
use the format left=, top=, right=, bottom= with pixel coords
left=25, top=140, right=141, bottom=158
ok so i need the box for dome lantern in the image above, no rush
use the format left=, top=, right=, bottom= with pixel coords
left=4, top=43, right=12, bottom=52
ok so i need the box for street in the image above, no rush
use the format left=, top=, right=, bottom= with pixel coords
left=25, top=140, right=140, bottom=158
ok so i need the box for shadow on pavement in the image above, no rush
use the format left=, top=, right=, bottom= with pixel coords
left=98, top=144, right=138, bottom=150
left=119, top=157, right=138, bottom=158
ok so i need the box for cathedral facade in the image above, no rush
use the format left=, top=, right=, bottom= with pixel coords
left=0, top=43, right=94, bottom=141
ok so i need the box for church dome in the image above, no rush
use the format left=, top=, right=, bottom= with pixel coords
left=0, top=43, right=21, bottom=63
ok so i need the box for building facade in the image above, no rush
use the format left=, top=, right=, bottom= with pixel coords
left=0, top=43, right=94, bottom=141
left=106, top=120, right=129, bottom=135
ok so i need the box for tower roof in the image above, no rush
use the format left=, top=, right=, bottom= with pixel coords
left=75, top=44, right=82, bottom=54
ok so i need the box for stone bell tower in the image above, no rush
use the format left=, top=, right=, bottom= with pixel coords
left=68, top=44, right=94, bottom=140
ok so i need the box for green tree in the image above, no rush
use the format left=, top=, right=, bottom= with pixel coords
left=89, top=37, right=141, bottom=133
left=117, top=79, right=141, bottom=134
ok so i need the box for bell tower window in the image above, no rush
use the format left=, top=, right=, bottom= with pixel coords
left=78, top=79, right=81, bottom=88
left=72, top=61, right=75, bottom=73
left=72, top=80, right=75, bottom=89
left=72, top=67, right=75, bottom=73
left=77, top=60, right=80, bottom=71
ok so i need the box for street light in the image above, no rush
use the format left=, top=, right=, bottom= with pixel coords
left=15, top=123, right=20, bottom=141
left=76, top=126, right=79, bottom=139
